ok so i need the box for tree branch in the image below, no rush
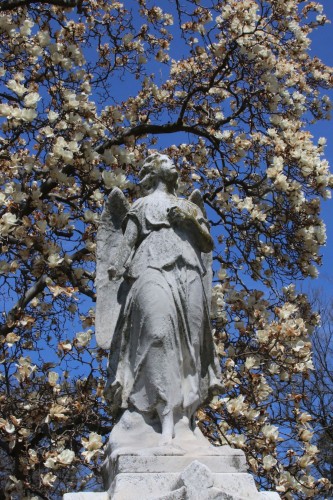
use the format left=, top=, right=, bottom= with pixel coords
left=0, top=0, right=78, bottom=12
left=95, top=121, right=220, bottom=154
left=0, top=274, right=48, bottom=336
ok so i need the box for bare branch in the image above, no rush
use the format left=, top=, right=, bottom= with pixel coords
left=0, top=0, right=78, bottom=12
left=0, top=274, right=47, bottom=336
left=95, top=122, right=220, bottom=154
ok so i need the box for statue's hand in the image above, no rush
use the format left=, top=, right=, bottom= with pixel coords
left=167, top=206, right=189, bottom=225
left=108, top=265, right=124, bottom=281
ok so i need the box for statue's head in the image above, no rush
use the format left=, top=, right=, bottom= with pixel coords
left=139, top=153, right=178, bottom=191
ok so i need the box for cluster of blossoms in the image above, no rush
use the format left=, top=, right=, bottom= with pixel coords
left=0, top=0, right=332, bottom=498
left=205, top=281, right=325, bottom=496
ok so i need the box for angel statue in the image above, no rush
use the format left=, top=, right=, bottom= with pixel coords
left=95, top=153, right=221, bottom=456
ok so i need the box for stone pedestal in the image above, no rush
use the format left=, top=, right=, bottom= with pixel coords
left=64, top=447, right=280, bottom=500
left=103, top=451, right=279, bottom=500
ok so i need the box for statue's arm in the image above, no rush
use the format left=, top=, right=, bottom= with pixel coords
left=187, top=216, right=214, bottom=253
left=108, top=218, right=139, bottom=279
left=194, top=218, right=214, bottom=253
left=168, top=207, right=214, bottom=253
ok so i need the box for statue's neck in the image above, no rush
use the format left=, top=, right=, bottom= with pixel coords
left=154, top=181, right=176, bottom=196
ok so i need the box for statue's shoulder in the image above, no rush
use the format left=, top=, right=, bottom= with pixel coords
left=126, top=196, right=152, bottom=225
left=129, top=196, right=146, bottom=212
left=131, top=191, right=166, bottom=210
left=184, top=198, right=204, bottom=213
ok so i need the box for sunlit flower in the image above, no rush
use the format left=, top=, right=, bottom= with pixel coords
left=263, top=455, right=277, bottom=470
left=81, top=432, right=103, bottom=462
left=23, top=92, right=40, bottom=108
left=76, top=331, right=92, bottom=347
left=57, top=449, right=75, bottom=465
left=41, top=472, right=57, bottom=487
left=48, top=372, right=59, bottom=387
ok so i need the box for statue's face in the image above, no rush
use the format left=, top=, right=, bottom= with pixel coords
left=158, top=155, right=178, bottom=185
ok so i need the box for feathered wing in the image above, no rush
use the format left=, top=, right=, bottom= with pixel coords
left=188, top=189, right=206, bottom=217
left=189, top=189, right=213, bottom=314
left=95, top=188, right=130, bottom=349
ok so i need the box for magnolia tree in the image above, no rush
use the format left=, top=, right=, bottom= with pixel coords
left=0, top=0, right=332, bottom=498
left=297, top=292, right=333, bottom=496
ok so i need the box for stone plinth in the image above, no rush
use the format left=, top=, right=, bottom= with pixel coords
left=100, top=447, right=279, bottom=500
left=64, top=449, right=280, bottom=499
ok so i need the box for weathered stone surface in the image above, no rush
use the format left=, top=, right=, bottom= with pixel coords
left=103, top=453, right=279, bottom=500
left=65, top=154, right=280, bottom=500
left=109, top=453, right=247, bottom=475
left=101, top=415, right=248, bottom=493
left=95, top=187, right=130, bottom=350
left=65, top=452, right=280, bottom=499
left=154, top=486, right=187, bottom=500
left=109, top=469, right=267, bottom=499
left=64, top=485, right=280, bottom=500
left=97, top=154, right=220, bottom=446
left=259, top=494, right=281, bottom=499
left=63, top=493, right=108, bottom=500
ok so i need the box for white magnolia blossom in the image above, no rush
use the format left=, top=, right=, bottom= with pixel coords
left=48, top=110, right=59, bottom=122
left=47, top=254, right=64, bottom=268
left=75, top=331, right=92, bottom=347
left=28, top=449, right=39, bottom=465
left=81, top=432, right=103, bottom=463
left=263, top=455, right=278, bottom=470
left=262, top=425, right=279, bottom=443
left=44, top=457, right=57, bottom=469
left=102, top=170, right=128, bottom=190
left=13, top=357, right=37, bottom=382
left=48, top=372, right=59, bottom=387
left=229, top=433, right=246, bottom=448
left=57, top=449, right=75, bottom=465
left=299, top=429, right=314, bottom=442
left=226, top=395, right=247, bottom=417
left=245, top=356, right=259, bottom=370
left=23, top=92, right=40, bottom=108
left=5, top=421, right=15, bottom=434
left=6, top=79, right=26, bottom=96
left=41, top=472, right=57, bottom=487
left=0, top=213, right=17, bottom=235
left=5, top=333, right=20, bottom=347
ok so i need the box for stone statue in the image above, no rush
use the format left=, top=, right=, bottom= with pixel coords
left=95, top=152, right=221, bottom=454
left=65, top=152, right=281, bottom=498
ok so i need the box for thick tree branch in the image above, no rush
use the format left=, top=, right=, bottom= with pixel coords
left=0, top=0, right=78, bottom=12
left=0, top=274, right=48, bottom=336
left=95, top=122, right=220, bottom=154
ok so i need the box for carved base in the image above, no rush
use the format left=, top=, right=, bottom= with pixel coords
left=101, top=450, right=280, bottom=500
left=64, top=454, right=280, bottom=500
left=64, top=411, right=280, bottom=499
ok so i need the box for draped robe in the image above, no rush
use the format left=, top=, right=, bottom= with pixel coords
left=104, top=190, right=220, bottom=418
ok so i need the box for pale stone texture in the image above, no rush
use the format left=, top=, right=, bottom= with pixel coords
left=96, top=154, right=220, bottom=442
left=102, top=447, right=247, bottom=493
left=65, top=154, right=280, bottom=499
left=103, top=455, right=279, bottom=500
left=63, top=494, right=108, bottom=500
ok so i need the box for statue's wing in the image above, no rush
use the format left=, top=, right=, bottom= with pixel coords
left=189, top=189, right=213, bottom=314
left=189, top=189, right=207, bottom=217
left=95, top=188, right=130, bottom=349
